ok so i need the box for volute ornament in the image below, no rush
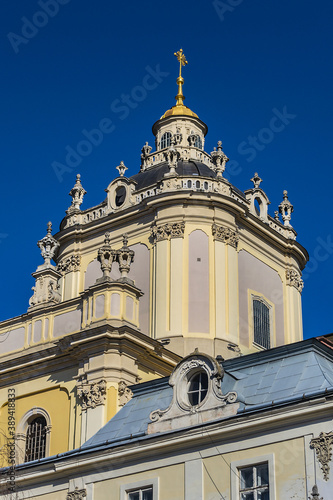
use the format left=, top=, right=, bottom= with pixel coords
left=310, top=430, right=333, bottom=481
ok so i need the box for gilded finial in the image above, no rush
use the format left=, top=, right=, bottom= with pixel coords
left=174, top=49, right=188, bottom=106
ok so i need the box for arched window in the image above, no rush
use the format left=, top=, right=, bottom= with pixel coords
left=160, top=132, right=172, bottom=149
left=16, top=407, right=51, bottom=464
left=253, top=298, right=271, bottom=349
left=25, top=416, right=47, bottom=462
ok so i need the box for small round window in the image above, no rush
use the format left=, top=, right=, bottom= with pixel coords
left=188, top=371, right=208, bottom=406
left=115, top=186, right=126, bottom=207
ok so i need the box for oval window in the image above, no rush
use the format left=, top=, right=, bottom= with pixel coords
left=115, top=186, right=126, bottom=207
left=188, top=371, right=208, bottom=406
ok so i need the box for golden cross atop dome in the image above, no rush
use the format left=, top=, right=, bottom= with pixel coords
left=174, top=49, right=188, bottom=78
left=173, top=49, right=188, bottom=107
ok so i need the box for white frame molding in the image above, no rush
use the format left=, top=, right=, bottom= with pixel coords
left=230, top=454, right=276, bottom=500
left=16, top=407, right=52, bottom=464
left=248, top=290, right=275, bottom=349
left=120, top=477, right=159, bottom=500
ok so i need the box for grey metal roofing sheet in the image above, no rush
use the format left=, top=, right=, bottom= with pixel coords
left=82, top=340, right=333, bottom=450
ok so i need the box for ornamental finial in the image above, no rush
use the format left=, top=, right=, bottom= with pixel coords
left=68, top=174, right=86, bottom=213
left=37, top=222, right=60, bottom=266
left=279, top=190, right=294, bottom=227
left=116, top=161, right=128, bottom=177
left=250, top=172, right=262, bottom=189
left=174, top=49, right=188, bottom=106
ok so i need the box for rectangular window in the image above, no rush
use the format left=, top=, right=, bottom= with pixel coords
left=239, top=463, right=269, bottom=499
left=253, top=299, right=270, bottom=349
left=128, top=487, right=153, bottom=500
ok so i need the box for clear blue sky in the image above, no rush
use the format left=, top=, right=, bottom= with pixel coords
left=1, top=1, right=332, bottom=340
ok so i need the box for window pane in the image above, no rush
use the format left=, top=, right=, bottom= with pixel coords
left=257, top=489, right=269, bottom=500
left=256, top=464, right=269, bottom=486
left=128, top=493, right=140, bottom=500
left=188, top=391, right=199, bottom=406
left=240, top=467, right=253, bottom=489
left=189, top=375, right=200, bottom=392
left=142, top=488, right=153, bottom=500
left=200, top=372, right=208, bottom=389
left=241, top=493, right=254, bottom=500
left=253, top=299, right=270, bottom=349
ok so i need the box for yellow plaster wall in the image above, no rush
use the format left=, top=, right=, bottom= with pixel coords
left=203, top=437, right=306, bottom=499
left=3, top=387, right=71, bottom=460
left=94, top=463, right=184, bottom=500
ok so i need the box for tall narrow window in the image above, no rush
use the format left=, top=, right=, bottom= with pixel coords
left=239, top=463, right=269, bottom=499
left=160, top=132, right=172, bottom=149
left=25, top=416, right=47, bottom=462
left=253, top=299, right=270, bottom=349
left=194, top=135, right=202, bottom=149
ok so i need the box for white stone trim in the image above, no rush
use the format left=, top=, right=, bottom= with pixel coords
left=120, top=477, right=159, bottom=500
left=230, top=454, right=276, bottom=500
left=16, top=407, right=52, bottom=464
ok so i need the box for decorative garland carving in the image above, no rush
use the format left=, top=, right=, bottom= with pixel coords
left=67, top=488, right=87, bottom=500
left=151, top=222, right=185, bottom=242
left=118, top=381, right=133, bottom=407
left=286, top=269, right=304, bottom=293
left=77, top=380, right=107, bottom=410
left=212, top=223, right=239, bottom=248
left=310, top=431, right=333, bottom=481
left=57, top=254, right=81, bottom=275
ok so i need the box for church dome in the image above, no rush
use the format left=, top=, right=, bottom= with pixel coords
left=160, top=104, right=198, bottom=120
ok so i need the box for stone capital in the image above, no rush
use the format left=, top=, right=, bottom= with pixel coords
left=212, top=223, right=239, bottom=248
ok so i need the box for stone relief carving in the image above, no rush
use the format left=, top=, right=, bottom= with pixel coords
left=118, top=381, right=133, bottom=407
left=57, top=254, right=81, bottom=275
left=286, top=269, right=304, bottom=293
left=77, top=379, right=107, bottom=410
left=310, top=431, right=333, bottom=481
left=151, top=222, right=185, bottom=242
left=66, top=488, right=87, bottom=500
left=212, top=223, right=239, bottom=248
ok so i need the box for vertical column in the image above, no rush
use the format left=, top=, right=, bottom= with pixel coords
left=285, top=269, right=304, bottom=343
left=185, top=459, right=203, bottom=500
left=155, top=239, right=169, bottom=338
left=226, top=243, right=239, bottom=344
left=214, top=239, right=227, bottom=338
left=169, top=237, right=183, bottom=335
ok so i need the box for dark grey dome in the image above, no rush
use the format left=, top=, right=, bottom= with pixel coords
left=130, top=160, right=217, bottom=191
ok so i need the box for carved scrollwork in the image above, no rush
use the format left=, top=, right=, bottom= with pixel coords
left=66, top=488, right=87, bottom=500
left=118, top=381, right=133, bottom=407
left=57, top=254, right=81, bottom=275
left=151, top=222, right=185, bottom=242
left=77, top=380, right=107, bottom=410
left=149, top=407, right=169, bottom=423
left=286, top=268, right=304, bottom=293
left=212, top=223, right=239, bottom=248
left=179, top=359, right=206, bottom=374
left=310, top=430, right=333, bottom=481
